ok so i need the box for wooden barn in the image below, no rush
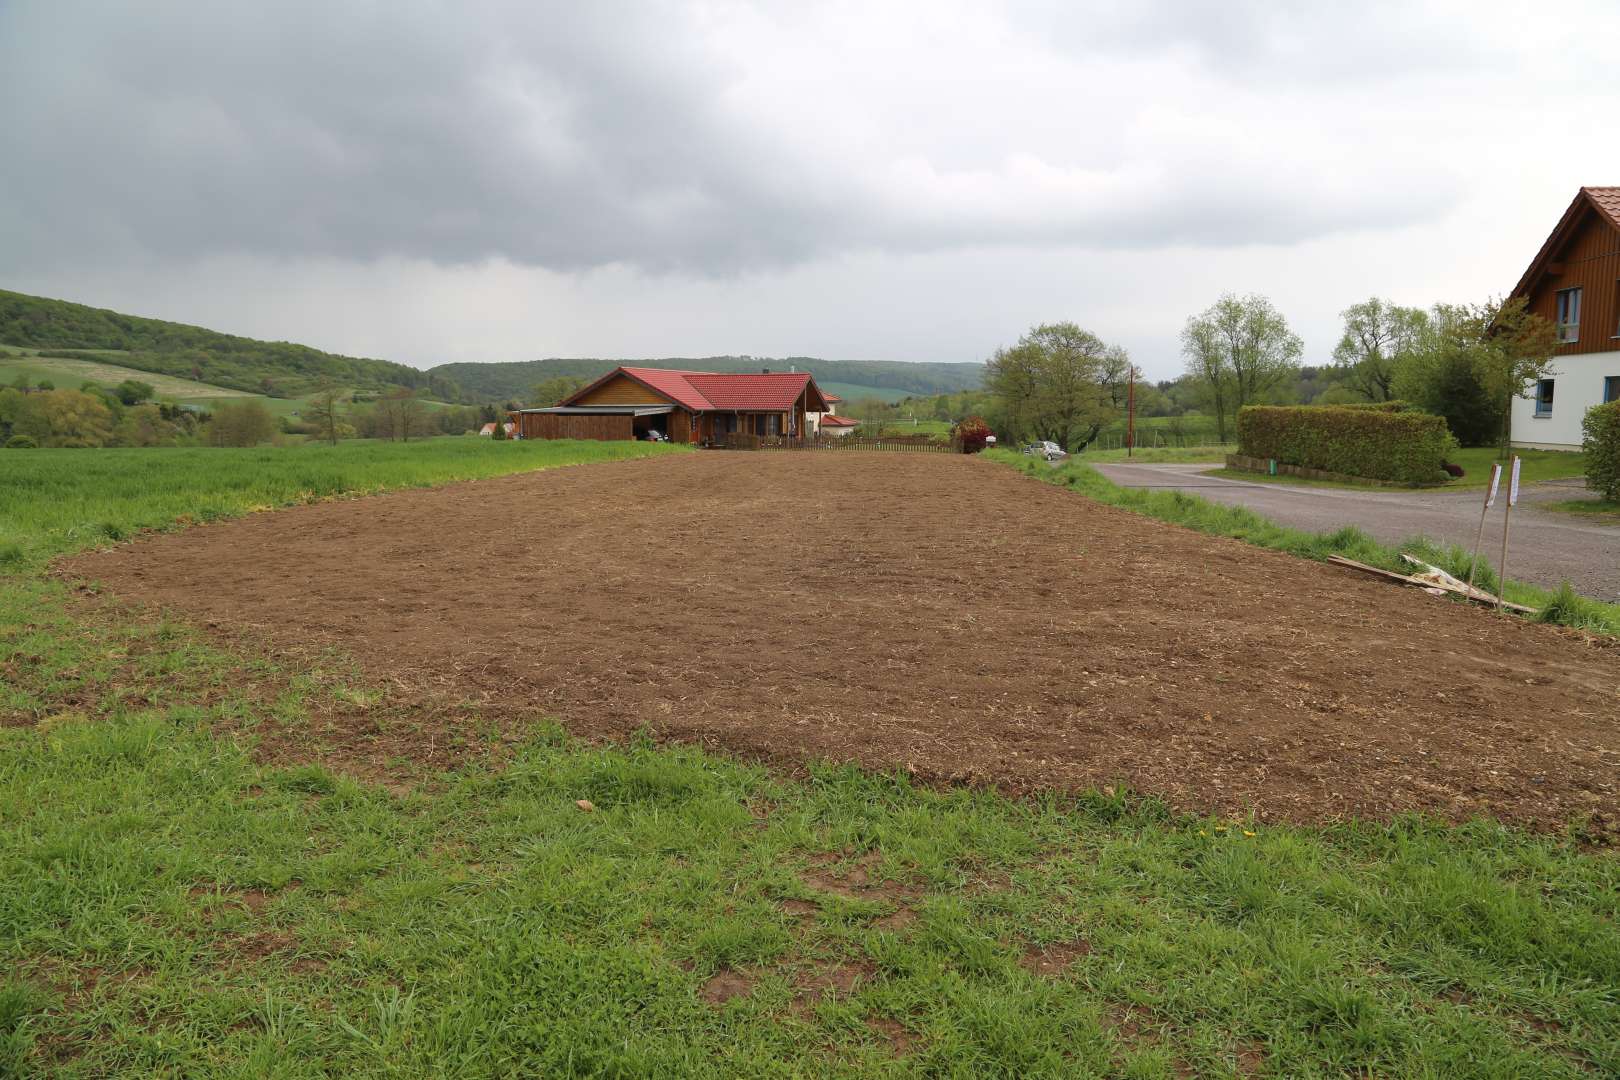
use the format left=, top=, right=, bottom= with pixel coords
left=514, top=366, right=833, bottom=444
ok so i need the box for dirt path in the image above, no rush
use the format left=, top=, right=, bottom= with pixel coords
left=61, top=453, right=1620, bottom=832
left=1094, top=462, right=1620, bottom=601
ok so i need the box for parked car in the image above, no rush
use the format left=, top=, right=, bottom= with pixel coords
left=1023, top=440, right=1068, bottom=461
left=642, top=429, right=669, bottom=442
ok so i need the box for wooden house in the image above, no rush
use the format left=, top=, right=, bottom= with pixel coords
left=514, top=366, right=832, bottom=444
left=1508, top=187, right=1620, bottom=449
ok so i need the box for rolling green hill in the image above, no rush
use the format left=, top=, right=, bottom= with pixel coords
left=429, top=356, right=984, bottom=404
left=0, top=290, right=464, bottom=402
left=0, top=289, right=984, bottom=409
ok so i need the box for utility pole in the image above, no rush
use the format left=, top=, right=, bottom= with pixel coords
left=1126, top=365, right=1136, bottom=458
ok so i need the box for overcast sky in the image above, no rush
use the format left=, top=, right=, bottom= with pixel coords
left=3, top=1, right=1618, bottom=380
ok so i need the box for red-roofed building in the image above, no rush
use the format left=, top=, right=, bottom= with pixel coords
left=515, top=365, right=832, bottom=444
left=1508, top=187, right=1620, bottom=449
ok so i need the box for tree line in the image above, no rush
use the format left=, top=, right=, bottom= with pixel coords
left=849, top=294, right=1559, bottom=454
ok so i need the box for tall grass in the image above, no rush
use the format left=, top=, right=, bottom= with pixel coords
left=988, top=450, right=1620, bottom=637
left=0, top=437, right=686, bottom=570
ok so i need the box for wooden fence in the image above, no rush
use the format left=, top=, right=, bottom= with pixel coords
left=719, top=433, right=958, bottom=453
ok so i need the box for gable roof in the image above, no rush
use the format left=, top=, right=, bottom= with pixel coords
left=1510, top=186, right=1620, bottom=300
left=819, top=414, right=859, bottom=427
left=561, top=365, right=828, bottom=413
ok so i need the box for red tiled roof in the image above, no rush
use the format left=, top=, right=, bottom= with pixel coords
left=1510, top=186, right=1620, bottom=299
left=615, top=367, right=714, bottom=411
left=685, top=372, right=816, bottom=411
left=823, top=393, right=842, bottom=403
left=1585, top=186, right=1620, bottom=229
left=575, top=366, right=827, bottom=413
left=819, top=414, right=859, bottom=427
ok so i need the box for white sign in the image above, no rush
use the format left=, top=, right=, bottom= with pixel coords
left=1508, top=456, right=1522, bottom=506
left=1484, top=462, right=1502, bottom=509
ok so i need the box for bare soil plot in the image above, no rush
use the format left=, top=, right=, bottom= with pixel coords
left=60, top=453, right=1620, bottom=831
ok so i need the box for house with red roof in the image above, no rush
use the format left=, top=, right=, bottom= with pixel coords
left=514, top=365, right=833, bottom=444
left=1508, top=186, right=1620, bottom=449
left=804, top=392, right=858, bottom=436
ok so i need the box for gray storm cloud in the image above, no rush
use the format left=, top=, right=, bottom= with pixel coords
left=0, top=1, right=1471, bottom=275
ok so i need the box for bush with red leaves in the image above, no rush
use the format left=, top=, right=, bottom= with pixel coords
left=953, top=416, right=993, bottom=453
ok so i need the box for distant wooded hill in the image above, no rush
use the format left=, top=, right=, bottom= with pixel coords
left=0, top=290, right=464, bottom=402
left=429, top=356, right=984, bottom=402
left=0, top=289, right=982, bottom=406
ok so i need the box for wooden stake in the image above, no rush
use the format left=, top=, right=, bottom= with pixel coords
left=1466, top=461, right=1502, bottom=593
left=1496, top=455, right=1521, bottom=612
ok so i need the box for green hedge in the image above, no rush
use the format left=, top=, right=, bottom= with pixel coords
left=1582, top=401, right=1620, bottom=500
left=1339, top=400, right=1413, bottom=413
left=1237, top=405, right=1457, bottom=484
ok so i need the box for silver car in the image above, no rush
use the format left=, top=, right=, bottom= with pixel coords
left=1023, top=440, right=1068, bottom=462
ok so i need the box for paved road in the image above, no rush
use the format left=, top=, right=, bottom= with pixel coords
left=1092, top=462, right=1620, bottom=601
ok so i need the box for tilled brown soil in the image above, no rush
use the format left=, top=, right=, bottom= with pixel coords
left=61, top=453, right=1620, bottom=831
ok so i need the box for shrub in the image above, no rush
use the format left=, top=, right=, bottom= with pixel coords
left=1237, top=405, right=1457, bottom=484
left=1582, top=401, right=1620, bottom=501
left=953, top=416, right=992, bottom=453
left=1339, top=400, right=1413, bottom=413
left=4, top=434, right=38, bottom=448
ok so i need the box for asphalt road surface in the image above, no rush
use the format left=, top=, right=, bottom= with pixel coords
left=1092, top=462, right=1620, bottom=602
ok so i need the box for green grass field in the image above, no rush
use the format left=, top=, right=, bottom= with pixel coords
left=817, top=381, right=909, bottom=405
left=1080, top=445, right=1234, bottom=465
left=0, top=437, right=685, bottom=571
left=0, top=346, right=458, bottom=420
left=2, top=441, right=1617, bottom=1076
left=0, top=350, right=259, bottom=401
left=1544, top=497, right=1620, bottom=518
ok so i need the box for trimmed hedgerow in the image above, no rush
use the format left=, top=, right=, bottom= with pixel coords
left=1237, top=405, right=1457, bottom=484
left=1582, top=400, right=1620, bottom=501
left=1339, top=400, right=1414, bottom=413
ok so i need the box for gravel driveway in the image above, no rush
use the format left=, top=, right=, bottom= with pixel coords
left=1092, top=462, right=1620, bottom=601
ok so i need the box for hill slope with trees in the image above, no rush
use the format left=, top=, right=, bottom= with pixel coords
left=430, top=356, right=984, bottom=402
left=0, top=290, right=464, bottom=401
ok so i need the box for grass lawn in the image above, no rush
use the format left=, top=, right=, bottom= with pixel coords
left=1446, top=448, right=1586, bottom=489
left=1, top=441, right=1617, bottom=1076
left=1079, top=445, right=1234, bottom=465
left=1543, top=497, right=1620, bottom=519
left=815, top=381, right=907, bottom=405
left=0, top=352, right=259, bottom=401
left=0, top=347, right=459, bottom=421
left=0, top=437, right=686, bottom=570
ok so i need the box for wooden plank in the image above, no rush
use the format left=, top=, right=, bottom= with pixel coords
left=1327, top=555, right=1537, bottom=614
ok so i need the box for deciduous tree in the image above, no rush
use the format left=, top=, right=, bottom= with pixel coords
left=1331, top=298, right=1428, bottom=402
left=13, top=388, right=116, bottom=447
left=373, top=389, right=432, bottom=442
left=985, top=322, right=1131, bottom=451
left=1181, top=294, right=1303, bottom=443
left=206, top=400, right=276, bottom=447
left=530, top=376, right=586, bottom=407
left=303, top=381, right=348, bottom=445
left=1393, top=298, right=1558, bottom=454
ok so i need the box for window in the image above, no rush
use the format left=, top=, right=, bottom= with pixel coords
left=1534, top=378, right=1555, bottom=417
left=1605, top=375, right=1620, bottom=404
left=1555, top=287, right=1581, bottom=343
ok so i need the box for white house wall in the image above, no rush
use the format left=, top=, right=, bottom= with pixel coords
left=1510, top=349, right=1620, bottom=451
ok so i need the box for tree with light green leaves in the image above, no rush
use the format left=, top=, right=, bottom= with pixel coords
left=1331, top=298, right=1428, bottom=402
left=529, top=376, right=587, bottom=408
left=1181, top=294, right=1303, bottom=444
left=984, top=322, right=1131, bottom=451
left=303, top=381, right=348, bottom=445
left=1394, top=297, right=1558, bottom=454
